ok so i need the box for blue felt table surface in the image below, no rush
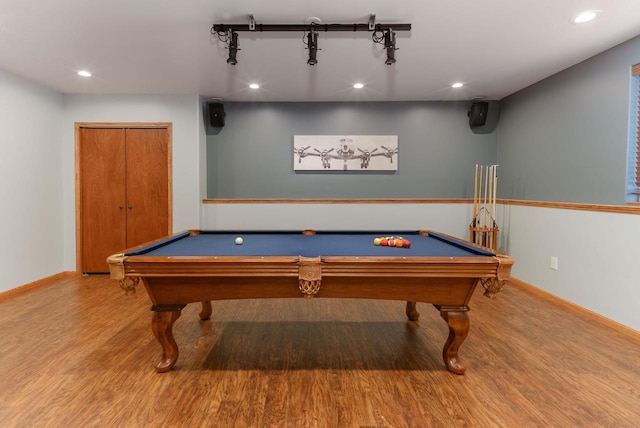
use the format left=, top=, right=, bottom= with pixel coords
left=127, top=231, right=494, bottom=258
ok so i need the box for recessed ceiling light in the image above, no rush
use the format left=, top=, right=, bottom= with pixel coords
left=452, top=82, right=464, bottom=88
left=249, top=83, right=260, bottom=89
left=353, top=83, right=364, bottom=89
left=571, top=10, right=601, bottom=24
left=77, top=70, right=92, bottom=77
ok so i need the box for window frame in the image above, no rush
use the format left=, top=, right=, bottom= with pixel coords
left=628, top=64, right=640, bottom=203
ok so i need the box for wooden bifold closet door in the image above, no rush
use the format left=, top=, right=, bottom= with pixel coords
left=79, top=126, right=171, bottom=273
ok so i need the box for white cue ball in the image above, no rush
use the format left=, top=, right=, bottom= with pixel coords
left=235, top=237, right=243, bottom=245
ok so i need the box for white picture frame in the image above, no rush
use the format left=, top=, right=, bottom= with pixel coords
left=293, top=135, right=398, bottom=171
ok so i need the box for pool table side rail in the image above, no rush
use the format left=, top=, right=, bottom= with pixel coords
left=106, top=229, right=513, bottom=283
left=107, top=254, right=511, bottom=278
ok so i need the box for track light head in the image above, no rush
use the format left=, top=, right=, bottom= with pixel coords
left=384, top=29, right=397, bottom=65
left=227, top=30, right=239, bottom=65
left=306, top=29, right=319, bottom=66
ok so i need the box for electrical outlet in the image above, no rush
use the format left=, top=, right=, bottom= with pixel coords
left=550, top=256, right=558, bottom=270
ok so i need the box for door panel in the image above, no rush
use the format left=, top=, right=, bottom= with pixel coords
left=80, top=128, right=127, bottom=272
left=125, top=128, right=170, bottom=247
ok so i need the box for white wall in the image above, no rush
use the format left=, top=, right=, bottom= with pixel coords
left=0, top=69, right=64, bottom=292
left=500, top=204, right=640, bottom=331
left=61, top=94, right=203, bottom=271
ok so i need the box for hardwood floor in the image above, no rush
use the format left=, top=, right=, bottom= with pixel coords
left=1, top=274, right=639, bottom=427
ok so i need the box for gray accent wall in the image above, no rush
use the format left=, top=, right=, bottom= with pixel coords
left=206, top=102, right=497, bottom=198
left=497, top=35, right=640, bottom=205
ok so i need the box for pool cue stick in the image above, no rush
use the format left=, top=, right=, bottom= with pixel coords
left=475, top=168, right=480, bottom=244
left=488, top=164, right=492, bottom=225
left=476, top=164, right=481, bottom=244
left=484, top=166, right=491, bottom=247
left=472, top=164, right=477, bottom=243
left=473, top=164, right=478, bottom=223
left=492, top=165, right=497, bottom=249
left=488, top=165, right=492, bottom=246
left=477, top=165, right=481, bottom=243
left=492, top=165, right=496, bottom=247
left=483, top=165, right=489, bottom=235
left=478, top=165, right=484, bottom=244
left=493, top=166, right=496, bottom=214
left=493, top=166, right=497, bottom=225
left=487, top=165, right=493, bottom=248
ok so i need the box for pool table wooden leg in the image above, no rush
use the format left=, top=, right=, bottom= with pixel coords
left=437, top=306, right=470, bottom=375
left=199, top=301, right=212, bottom=320
left=405, top=301, right=420, bottom=321
left=150, top=305, right=185, bottom=373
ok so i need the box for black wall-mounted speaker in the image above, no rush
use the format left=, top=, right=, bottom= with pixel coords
left=468, top=101, right=489, bottom=127
left=206, top=102, right=226, bottom=127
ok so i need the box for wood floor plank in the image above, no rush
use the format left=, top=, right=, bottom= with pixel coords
left=1, top=274, right=639, bottom=427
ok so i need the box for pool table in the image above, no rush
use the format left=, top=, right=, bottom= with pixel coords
left=107, top=230, right=513, bottom=374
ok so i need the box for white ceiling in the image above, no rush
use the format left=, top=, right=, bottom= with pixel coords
left=1, top=1, right=640, bottom=102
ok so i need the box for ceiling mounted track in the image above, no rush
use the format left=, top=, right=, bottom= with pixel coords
left=212, top=14, right=411, bottom=33
left=211, top=15, right=411, bottom=66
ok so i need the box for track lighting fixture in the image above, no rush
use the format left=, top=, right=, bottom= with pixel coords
left=305, top=29, right=319, bottom=66
left=384, top=29, right=397, bottom=65
left=226, top=30, right=239, bottom=65
left=212, top=15, right=410, bottom=66
left=212, top=29, right=241, bottom=65
left=372, top=28, right=398, bottom=65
